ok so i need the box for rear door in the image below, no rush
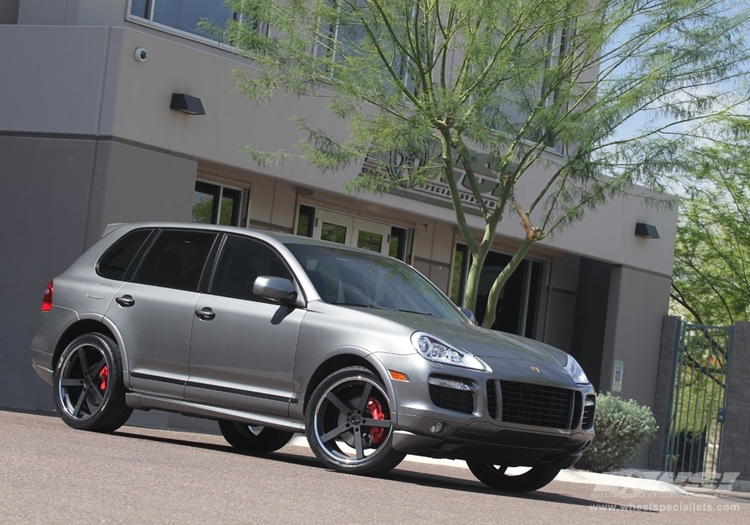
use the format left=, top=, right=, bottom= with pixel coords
left=105, top=229, right=217, bottom=399
left=185, top=234, right=305, bottom=416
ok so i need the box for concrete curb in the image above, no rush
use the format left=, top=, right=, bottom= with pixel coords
left=288, top=436, right=740, bottom=495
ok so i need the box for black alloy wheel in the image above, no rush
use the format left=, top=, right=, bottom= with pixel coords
left=53, top=333, right=132, bottom=432
left=306, top=366, right=405, bottom=475
left=466, top=462, right=561, bottom=492
left=218, top=420, right=294, bottom=453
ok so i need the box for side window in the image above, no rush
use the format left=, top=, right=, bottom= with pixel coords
left=210, top=235, right=292, bottom=301
left=132, top=230, right=216, bottom=291
left=97, top=229, right=153, bottom=280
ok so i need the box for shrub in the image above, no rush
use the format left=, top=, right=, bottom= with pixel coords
left=576, top=392, right=658, bottom=473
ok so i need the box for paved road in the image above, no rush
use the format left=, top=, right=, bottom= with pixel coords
left=1, top=410, right=748, bottom=524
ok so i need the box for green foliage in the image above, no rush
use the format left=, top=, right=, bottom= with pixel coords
left=671, top=368, right=724, bottom=435
left=576, top=393, right=658, bottom=473
left=668, top=324, right=729, bottom=438
left=670, top=115, right=750, bottom=326
left=209, top=0, right=750, bottom=326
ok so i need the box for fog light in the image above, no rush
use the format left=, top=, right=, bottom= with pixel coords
left=429, top=423, right=444, bottom=433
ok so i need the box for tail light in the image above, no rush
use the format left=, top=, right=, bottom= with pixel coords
left=41, top=281, right=53, bottom=312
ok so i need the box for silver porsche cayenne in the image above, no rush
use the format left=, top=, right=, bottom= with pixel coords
left=30, top=222, right=595, bottom=492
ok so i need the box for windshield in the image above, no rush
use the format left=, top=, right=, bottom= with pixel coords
left=285, top=243, right=466, bottom=322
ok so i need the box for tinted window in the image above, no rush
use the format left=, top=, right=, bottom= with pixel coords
left=210, top=235, right=292, bottom=301
left=132, top=230, right=216, bottom=291
left=97, top=229, right=152, bottom=280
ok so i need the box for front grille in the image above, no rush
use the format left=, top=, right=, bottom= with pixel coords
left=486, top=379, right=498, bottom=418
left=582, top=395, right=596, bottom=430
left=429, top=384, right=474, bottom=414
left=495, top=380, right=577, bottom=430
left=571, top=391, right=583, bottom=429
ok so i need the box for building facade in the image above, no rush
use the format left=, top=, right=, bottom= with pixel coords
left=1, top=1, right=677, bottom=463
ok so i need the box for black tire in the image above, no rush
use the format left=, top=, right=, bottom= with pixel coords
left=305, top=366, right=405, bottom=476
left=218, top=420, right=294, bottom=453
left=53, top=333, right=132, bottom=433
left=466, top=462, right=561, bottom=492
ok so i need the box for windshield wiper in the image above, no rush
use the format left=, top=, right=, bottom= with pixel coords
left=394, top=308, right=434, bottom=317
left=334, top=302, right=385, bottom=310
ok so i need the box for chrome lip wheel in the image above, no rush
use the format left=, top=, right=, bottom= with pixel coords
left=56, top=341, right=109, bottom=421
left=312, top=376, right=393, bottom=466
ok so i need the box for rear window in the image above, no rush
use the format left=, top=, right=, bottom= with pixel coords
left=132, top=230, right=217, bottom=291
left=97, top=229, right=153, bottom=280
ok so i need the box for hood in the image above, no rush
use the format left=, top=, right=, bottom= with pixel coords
left=332, top=305, right=569, bottom=369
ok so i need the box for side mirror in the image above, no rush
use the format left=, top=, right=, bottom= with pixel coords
left=253, top=276, right=297, bottom=305
left=459, top=307, right=478, bottom=325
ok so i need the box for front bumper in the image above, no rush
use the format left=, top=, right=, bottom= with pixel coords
left=379, top=353, right=595, bottom=467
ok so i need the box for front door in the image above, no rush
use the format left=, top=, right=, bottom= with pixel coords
left=185, top=234, right=304, bottom=416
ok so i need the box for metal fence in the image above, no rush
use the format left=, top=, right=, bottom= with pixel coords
left=663, top=320, right=734, bottom=476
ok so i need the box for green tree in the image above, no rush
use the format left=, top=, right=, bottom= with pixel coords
left=670, top=115, right=750, bottom=326
left=210, top=0, right=750, bottom=327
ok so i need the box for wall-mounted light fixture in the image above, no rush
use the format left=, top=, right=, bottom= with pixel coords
left=635, top=222, right=659, bottom=239
left=170, top=93, right=205, bottom=115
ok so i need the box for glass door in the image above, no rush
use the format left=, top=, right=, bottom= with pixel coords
left=313, top=210, right=391, bottom=255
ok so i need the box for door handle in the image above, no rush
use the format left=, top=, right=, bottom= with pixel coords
left=195, top=307, right=215, bottom=321
left=115, top=295, right=135, bottom=307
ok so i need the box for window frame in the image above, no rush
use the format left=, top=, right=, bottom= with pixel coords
left=96, top=228, right=156, bottom=281
left=127, top=0, right=267, bottom=49
left=192, top=180, right=245, bottom=227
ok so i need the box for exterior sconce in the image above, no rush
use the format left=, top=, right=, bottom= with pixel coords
left=635, top=222, right=659, bottom=239
left=170, top=93, right=205, bottom=115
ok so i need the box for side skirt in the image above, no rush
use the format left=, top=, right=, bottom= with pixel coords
left=125, top=392, right=305, bottom=433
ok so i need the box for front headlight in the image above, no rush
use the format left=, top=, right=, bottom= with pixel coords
left=564, top=355, right=590, bottom=384
left=411, top=332, right=488, bottom=371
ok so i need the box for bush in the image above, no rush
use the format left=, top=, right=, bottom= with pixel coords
left=576, top=392, right=658, bottom=473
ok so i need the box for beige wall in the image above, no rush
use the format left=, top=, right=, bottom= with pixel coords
left=0, top=23, right=677, bottom=279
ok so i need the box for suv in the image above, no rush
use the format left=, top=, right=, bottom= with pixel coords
left=31, top=222, right=594, bottom=492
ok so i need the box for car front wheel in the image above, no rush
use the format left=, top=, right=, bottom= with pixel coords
left=466, top=462, right=561, bottom=492
left=53, top=333, right=132, bottom=432
left=218, top=420, right=294, bottom=453
left=306, top=366, right=405, bottom=476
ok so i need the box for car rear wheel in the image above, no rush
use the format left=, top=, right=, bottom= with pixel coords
left=306, top=366, right=405, bottom=475
left=53, top=333, right=132, bottom=432
left=466, top=462, right=561, bottom=492
left=218, top=420, right=294, bottom=453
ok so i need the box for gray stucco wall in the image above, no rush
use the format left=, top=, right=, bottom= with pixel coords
left=0, top=135, right=101, bottom=411
left=0, top=1, right=19, bottom=23
left=98, top=141, right=197, bottom=227
left=0, top=134, right=199, bottom=412
left=601, top=266, right=672, bottom=406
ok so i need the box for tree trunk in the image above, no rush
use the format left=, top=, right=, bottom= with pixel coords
left=462, top=245, right=490, bottom=313
left=481, top=236, right=536, bottom=329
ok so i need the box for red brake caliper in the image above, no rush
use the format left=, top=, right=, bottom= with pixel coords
left=99, top=365, right=109, bottom=391
left=366, top=397, right=387, bottom=445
